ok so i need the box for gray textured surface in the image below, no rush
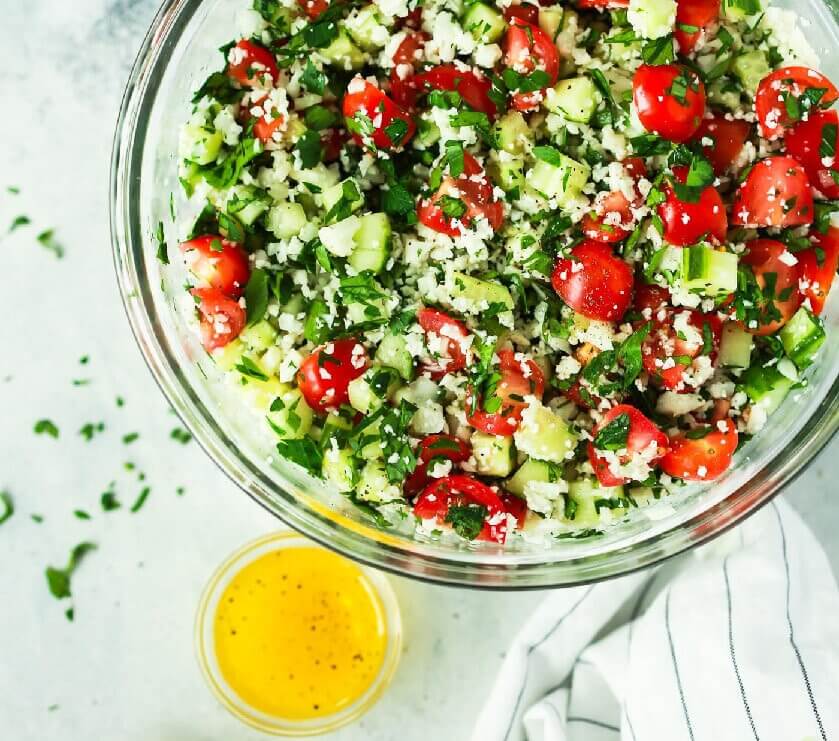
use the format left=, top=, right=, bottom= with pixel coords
left=0, top=2, right=837, bottom=739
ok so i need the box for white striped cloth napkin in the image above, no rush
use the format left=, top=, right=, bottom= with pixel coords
left=472, top=498, right=839, bottom=741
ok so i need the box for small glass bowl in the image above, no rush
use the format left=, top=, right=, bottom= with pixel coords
left=194, top=531, right=402, bottom=736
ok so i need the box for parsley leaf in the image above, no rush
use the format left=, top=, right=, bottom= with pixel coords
left=244, top=268, right=269, bottom=326
left=300, top=59, right=327, bottom=94
left=34, top=419, right=59, bottom=438
left=235, top=356, right=270, bottom=381
left=444, top=503, right=488, bottom=540
left=46, top=542, right=97, bottom=602
left=533, top=145, right=564, bottom=167
left=593, top=413, right=631, bottom=451
left=277, top=438, right=324, bottom=477
left=295, top=129, right=323, bottom=168
left=0, top=491, right=13, bottom=525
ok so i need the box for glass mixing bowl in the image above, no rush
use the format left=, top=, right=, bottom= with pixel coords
left=111, top=0, right=839, bottom=588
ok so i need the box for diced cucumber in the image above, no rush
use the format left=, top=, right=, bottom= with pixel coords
left=245, top=379, right=313, bottom=439
left=416, top=117, right=441, bottom=149
left=226, top=185, right=270, bottom=226
left=267, top=202, right=307, bottom=239
left=723, top=0, right=763, bottom=21
left=240, top=320, right=277, bottom=352
left=733, top=51, right=770, bottom=96
left=538, top=6, right=564, bottom=40
left=409, top=400, right=446, bottom=435
left=319, top=215, right=362, bottom=257
left=779, top=307, right=826, bottom=368
left=528, top=154, right=591, bottom=207
left=349, top=212, right=391, bottom=274
left=681, top=246, right=739, bottom=296
left=493, top=157, right=525, bottom=193
left=180, top=123, right=223, bottom=165
left=513, top=400, right=578, bottom=464
left=347, top=375, right=382, bottom=415
left=708, top=78, right=742, bottom=111
left=260, top=346, right=283, bottom=375
left=394, top=376, right=441, bottom=406
left=719, top=323, right=754, bottom=369
left=505, top=458, right=557, bottom=497
left=545, top=77, right=600, bottom=124
left=376, top=333, right=415, bottom=381
left=627, top=0, right=677, bottom=40
left=304, top=299, right=331, bottom=345
left=322, top=446, right=355, bottom=493
left=451, top=272, right=514, bottom=312
left=566, top=478, right=626, bottom=527
left=462, top=2, right=507, bottom=43
left=471, top=432, right=516, bottom=477
left=495, top=111, right=531, bottom=155
left=740, top=364, right=794, bottom=415
left=322, top=178, right=363, bottom=216
left=356, top=460, right=403, bottom=504
left=294, top=162, right=341, bottom=192
left=348, top=5, right=388, bottom=51
left=212, top=338, right=246, bottom=370
left=319, top=30, right=365, bottom=70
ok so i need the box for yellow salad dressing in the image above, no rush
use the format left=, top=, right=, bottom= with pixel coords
left=213, top=546, right=387, bottom=720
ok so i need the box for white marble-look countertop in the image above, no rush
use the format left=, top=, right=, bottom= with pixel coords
left=1, top=2, right=837, bottom=739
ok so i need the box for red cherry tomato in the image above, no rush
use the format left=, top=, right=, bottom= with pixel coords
left=180, top=235, right=250, bottom=298
left=623, top=156, right=649, bottom=180
left=582, top=190, right=635, bottom=244
left=755, top=66, right=839, bottom=140
left=191, top=287, right=247, bottom=352
left=417, top=152, right=504, bottom=235
left=642, top=310, right=722, bottom=390
left=413, top=475, right=510, bottom=543
left=658, top=165, right=727, bottom=246
left=397, top=6, right=423, bottom=30
left=252, top=107, right=286, bottom=144
left=412, top=65, right=497, bottom=117
left=798, top=227, right=839, bottom=315
left=417, top=308, right=471, bottom=378
left=504, top=3, right=540, bottom=24
left=296, top=339, right=369, bottom=415
left=467, top=350, right=545, bottom=437
left=785, top=109, right=839, bottom=199
left=660, top=420, right=738, bottom=482
left=731, top=156, right=814, bottom=228
left=674, top=0, right=720, bottom=55
left=740, top=239, right=803, bottom=335
left=321, top=127, right=347, bottom=163
left=633, top=64, right=706, bottom=143
left=551, top=241, right=634, bottom=322
left=587, top=405, right=668, bottom=487
left=503, top=18, right=560, bottom=111
left=297, top=0, right=329, bottom=20
left=342, top=78, right=416, bottom=151
left=501, top=493, right=528, bottom=530
left=226, top=40, right=278, bottom=88
left=693, top=115, right=751, bottom=175
left=389, top=33, right=428, bottom=109
left=633, top=284, right=672, bottom=318
left=404, top=435, right=472, bottom=494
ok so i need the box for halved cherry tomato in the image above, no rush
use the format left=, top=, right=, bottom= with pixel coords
left=417, top=308, right=471, bottom=378
left=582, top=190, right=636, bottom=244
left=731, top=156, right=814, bottom=228
left=551, top=241, right=634, bottom=322
left=393, top=32, right=426, bottom=67
left=693, top=115, right=750, bottom=175
left=296, top=339, right=369, bottom=414
left=226, top=40, right=278, bottom=88
left=417, top=152, right=504, bottom=235
left=504, top=3, right=540, bottom=24
left=297, top=0, right=329, bottom=20
left=501, top=493, right=528, bottom=530
left=413, top=475, right=510, bottom=543
left=798, top=227, right=839, bottom=314
left=412, top=65, right=497, bottom=117
left=658, top=165, right=727, bottom=246
left=253, top=110, right=285, bottom=144
left=503, top=18, right=560, bottom=111
left=633, top=64, right=706, bottom=143
left=755, top=66, right=839, bottom=140
left=588, top=405, right=668, bottom=487
left=389, top=33, right=428, bottom=109
left=659, top=420, right=738, bottom=482
left=180, top=235, right=250, bottom=298
left=674, top=0, right=720, bottom=55
left=642, top=310, right=722, bottom=390
left=785, top=109, right=839, bottom=199
left=397, top=6, right=423, bottom=30
left=191, top=287, right=247, bottom=352
left=633, top=284, right=672, bottom=319
left=623, top=156, right=649, bottom=180
left=467, top=350, right=545, bottom=437
left=342, top=78, right=416, bottom=151
left=740, top=239, right=803, bottom=335
left=404, top=435, right=472, bottom=494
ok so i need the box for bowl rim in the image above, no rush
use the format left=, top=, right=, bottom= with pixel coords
left=110, top=0, right=839, bottom=590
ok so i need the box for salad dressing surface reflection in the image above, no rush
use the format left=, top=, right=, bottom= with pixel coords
left=213, top=546, right=387, bottom=720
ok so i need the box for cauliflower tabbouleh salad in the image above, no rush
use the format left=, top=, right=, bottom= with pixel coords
left=174, top=0, right=838, bottom=544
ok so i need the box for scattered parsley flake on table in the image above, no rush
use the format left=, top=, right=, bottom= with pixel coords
left=45, top=542, right=97, bottom=620
left=0, top=491, right=14, bottom=525
left=130, top=487, right=151, bottom=513
left=122, top=432, right=139, bottom=445
left=34, top=419, right=59, bottom=438
left=9, top=215, right=30, bottom=233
